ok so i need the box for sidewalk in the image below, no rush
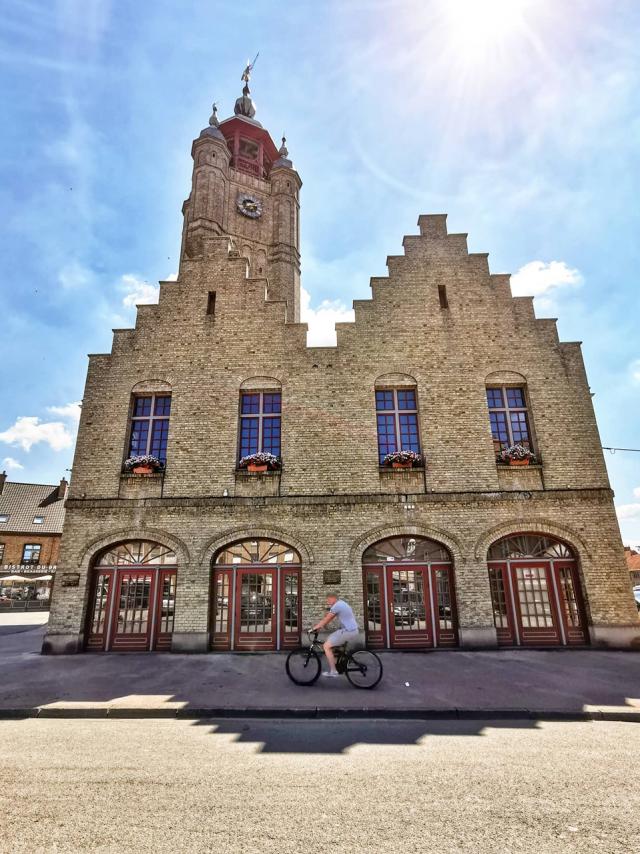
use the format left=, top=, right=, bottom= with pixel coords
left=1, top=619, right=639, bottom=720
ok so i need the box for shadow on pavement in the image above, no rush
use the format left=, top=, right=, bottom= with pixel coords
left=191, top=717, right=539, bottom=753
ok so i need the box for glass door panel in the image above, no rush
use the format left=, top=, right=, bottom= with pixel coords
left=155, top=570, right=177, bottom=651
left=363, top=568, right=386, bottom=649
left=386, top=567, right=433, bottom=648
left=111, top=572, right=154, bottom=651
left=211, top=570, right=232, bottom=650
left=510, top=563, right=561, bottom=645
left=554, top=562, right=588, bottom=645
left=235, top=570, right=276, bottom=650
left=86, top=571, right=113, bottom=650
left=280, top=570, right=301, bottom=649
left=433, top=565, right=458, bottom=647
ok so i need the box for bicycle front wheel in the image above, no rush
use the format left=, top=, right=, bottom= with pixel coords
left=346, top=649, right=383, bottom=689
left=286, top=647, right=322, bottom=686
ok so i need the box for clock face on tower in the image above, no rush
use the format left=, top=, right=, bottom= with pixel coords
left=236, top=192, right=263, bottom=219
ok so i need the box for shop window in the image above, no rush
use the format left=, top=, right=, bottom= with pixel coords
left=238, top=392, right=281, bottom=461
left=486, top=386, right=533, bottom=456
left=128, top=394, right=172, bottom=463
left=375, top=388, right=421, bottom=464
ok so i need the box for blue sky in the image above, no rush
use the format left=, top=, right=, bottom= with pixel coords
left=1, top=0, right=639, bottom=544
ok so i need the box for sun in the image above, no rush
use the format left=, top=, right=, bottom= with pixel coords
left=439, top=0, right=533, bottom=57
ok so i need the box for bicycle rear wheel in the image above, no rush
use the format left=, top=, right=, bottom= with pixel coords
left=345, top=649, right=383, bottom=689
left=286, top=647, right=322, bottom=686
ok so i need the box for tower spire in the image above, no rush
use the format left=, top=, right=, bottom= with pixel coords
left=235, top=53, right=259, bottom=119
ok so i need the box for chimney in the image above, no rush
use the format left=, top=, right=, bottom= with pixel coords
left=0, top=471, right=6, bottom=495
left=58, top=477, right=68, bottom=500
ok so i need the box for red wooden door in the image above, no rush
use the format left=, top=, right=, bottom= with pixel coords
left=280, top=569, right=301, bottom=650
left=386, top=566, right=434, bottom=648
left=488, top=564, right=517, bottom=645
left=211, top=569, right=232, bottom=650
left=363, top=567, right=388, bottom=649
left=110, top=570, right=156, bottom=651
left=234, top=569, right=277, bottom=651
left=554, top=561, right=588, bottom=645
left=154, top=569, right=177, bottom=651
left=432, top=564, right=459, bottom=647
left=510, top=562, right=563, bottom=646
left=86, top=570, right=114, bottom=651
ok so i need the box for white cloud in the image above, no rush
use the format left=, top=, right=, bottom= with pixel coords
left=58, top=260, right=94, bottom=290
left=165, top=272, right=178, bottom=281
left=119, top=274, right=160, bottom=308
left=629, top=359, right=640, bottom=385
left=616, top=503, right=640, bottom=521
left=301, top=286, right=355, bottom=347
left=2, top=457, right=24, bottom=471
left=633, top=487, right=640, bottom=499
left=510, top=261, right=583, bottom=298
left=0, top=417, right=74, bottom=452
left=47, top=401, right=82, bottom=423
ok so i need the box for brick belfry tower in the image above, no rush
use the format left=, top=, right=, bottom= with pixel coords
left=180, top=69, right=301, bottom=320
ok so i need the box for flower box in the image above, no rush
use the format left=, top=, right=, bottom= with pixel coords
left=124, top=455, right=164, bottom=475
left=383, top=451, right=423, bottom=469
left=497, top=444, right=537, bottom=466
left=238, top=452, right=281, bottom=472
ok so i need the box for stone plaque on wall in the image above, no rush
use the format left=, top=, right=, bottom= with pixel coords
left=60, top=572, right=81, bottom=587
left=323, top=570, right=341, bottom=585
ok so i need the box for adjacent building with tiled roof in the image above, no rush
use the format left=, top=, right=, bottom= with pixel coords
left=625, top=546, right=640, bottom=587
left=0, top=472, right=67, bottom=574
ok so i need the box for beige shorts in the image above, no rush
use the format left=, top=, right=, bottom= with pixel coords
left=326, top=629, right=359, bottom=648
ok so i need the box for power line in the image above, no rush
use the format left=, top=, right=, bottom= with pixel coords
left=602, top=446, right=640, bottom=453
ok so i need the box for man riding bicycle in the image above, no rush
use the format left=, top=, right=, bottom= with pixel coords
left=312, top=593, right=359, bottom=678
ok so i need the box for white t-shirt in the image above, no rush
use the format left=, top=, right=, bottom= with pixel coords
left=330, top=599, right=358, bottom=632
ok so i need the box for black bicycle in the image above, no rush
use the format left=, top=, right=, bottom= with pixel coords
left=286, top=630, right=383, bottom=689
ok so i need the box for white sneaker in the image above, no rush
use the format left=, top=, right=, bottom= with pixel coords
left=322, top=670, right=340, bottom=678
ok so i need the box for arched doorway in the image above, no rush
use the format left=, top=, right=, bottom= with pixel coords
left=210, top=539, right=301, bottom=651
left=362, top=536, right=458, bottom=649
left=487, top=533, right=588, bottom=646
left=86, top=540, right=177, bottom=652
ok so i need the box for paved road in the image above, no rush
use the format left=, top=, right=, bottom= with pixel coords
left=1, top=620, right=639, bottom=715
left=0, top=718, right=638, bottom=853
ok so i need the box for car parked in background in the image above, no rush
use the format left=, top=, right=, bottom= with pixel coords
left=633, top=586, right=640, bottom=611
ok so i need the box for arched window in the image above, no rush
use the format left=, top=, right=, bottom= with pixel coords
left=211, top=538, right=301, bottom=651
left=487, top=533, right=587, bottom=647
left=362, top=535, right=457, bottom=649
left=87, top=540, right=177, bottom=652
left=487, top=534, right=573, bottom=561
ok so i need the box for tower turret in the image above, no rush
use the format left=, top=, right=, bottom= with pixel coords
left=179, top=65, right=302, bottom=320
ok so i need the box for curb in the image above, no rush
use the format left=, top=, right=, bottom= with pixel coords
left=1, top=707, right=639, bottom=721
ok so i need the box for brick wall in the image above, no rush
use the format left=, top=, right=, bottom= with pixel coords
left=45, top=126, right=639, bottom=652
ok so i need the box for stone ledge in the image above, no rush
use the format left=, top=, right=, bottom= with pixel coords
left=66, top=486, right=614, bottom=511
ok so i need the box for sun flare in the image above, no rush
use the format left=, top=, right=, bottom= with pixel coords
left=439, top=0, right=533, bottom=57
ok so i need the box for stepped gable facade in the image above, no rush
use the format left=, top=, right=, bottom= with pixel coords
left=44, top=78, right=639, bottom=655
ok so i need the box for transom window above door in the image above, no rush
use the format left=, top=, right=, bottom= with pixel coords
left=215, top=538, right=300, bottom=566
left=239, top=392, right=281, bottom=460
left=128, top=394, right=172, bottom=463
left=375, top=388, right=421, bottom=464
